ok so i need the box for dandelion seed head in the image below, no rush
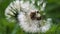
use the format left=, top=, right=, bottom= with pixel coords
left=5, top=0, right=52, bottom=33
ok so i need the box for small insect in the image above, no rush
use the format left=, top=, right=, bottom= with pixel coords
left=30, top=11, right=42, bottom=20
left=30, top=12, right=36, bottom=20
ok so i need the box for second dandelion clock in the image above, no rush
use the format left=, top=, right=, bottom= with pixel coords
left=5, top=0, right=52, bottom=34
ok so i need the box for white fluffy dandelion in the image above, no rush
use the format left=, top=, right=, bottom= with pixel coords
left=5, top=0, right=52, bottom=33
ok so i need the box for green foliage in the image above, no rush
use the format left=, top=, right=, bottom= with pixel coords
left=0, top=0, right=60, bottom=34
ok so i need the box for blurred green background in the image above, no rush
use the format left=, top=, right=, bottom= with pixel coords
left=0, top=0, right=60, bottom=34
